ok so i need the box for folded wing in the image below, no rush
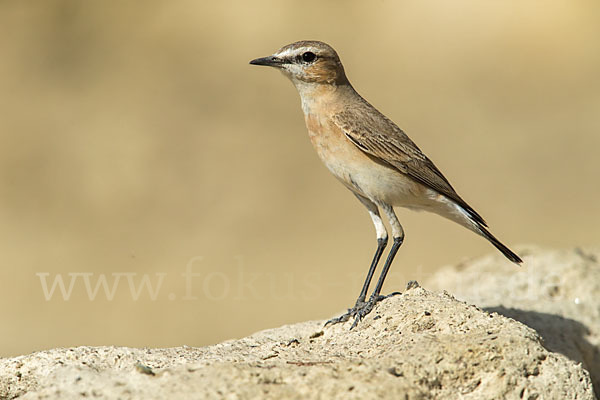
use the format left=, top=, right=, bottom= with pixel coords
left=333, top=104, right=487, bottom=227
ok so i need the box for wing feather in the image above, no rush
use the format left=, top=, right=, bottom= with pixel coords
left=333, top=103, right=487, bottom=227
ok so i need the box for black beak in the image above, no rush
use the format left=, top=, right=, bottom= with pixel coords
left=249, top=56, right=283, bottom=67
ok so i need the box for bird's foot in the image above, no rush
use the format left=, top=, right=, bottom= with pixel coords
left=324, top=299, right=366, bottom=327
left=325, top=291, right=402, bottom=329
left=349, top=294, right=383, bottom=329
left=350, top=291, right=402, bottom=329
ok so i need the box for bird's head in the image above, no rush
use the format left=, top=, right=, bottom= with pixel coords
left=250, top=41, right=348, bottom=86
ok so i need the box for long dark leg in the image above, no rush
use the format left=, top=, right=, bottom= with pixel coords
left=325, top=195, right=388, bottom=327
left=371, top=204, right=404, bottom=298
left=353, top=195, right=389, bottom=300
left=371, top=236, right=403, bottom=298
left=324, top=237, right=387, bottom=326
left=351, top=204, right=404, bottom=329
left=356, top=237, right=388, bottom=302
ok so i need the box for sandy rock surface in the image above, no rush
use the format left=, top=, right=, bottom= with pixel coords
left=1, top=247, right=597, bottom=399
left=426, top=245, right=600, bottom=396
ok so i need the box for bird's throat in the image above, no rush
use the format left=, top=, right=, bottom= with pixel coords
left=295, top=82, right=351, bottom=116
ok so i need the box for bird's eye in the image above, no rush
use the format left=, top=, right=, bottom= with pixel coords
left=302, top=52, right=316, bottom=63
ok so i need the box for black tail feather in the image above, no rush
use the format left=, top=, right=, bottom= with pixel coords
left=479, top=226, right=522, bottom=264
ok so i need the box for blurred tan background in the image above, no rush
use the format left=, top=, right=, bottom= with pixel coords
left=1, top=0, right=599, bottom=357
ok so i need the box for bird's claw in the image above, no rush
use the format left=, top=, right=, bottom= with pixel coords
left=325, top=292, right=402, bottom=329
left=324, top=300, right=366, bottom=327
left=349, top=299, right=376, bottom=329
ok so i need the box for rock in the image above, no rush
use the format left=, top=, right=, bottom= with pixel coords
left=426, top=245, right=600, bottom=397
left=0, top=274, right=594, bottom=399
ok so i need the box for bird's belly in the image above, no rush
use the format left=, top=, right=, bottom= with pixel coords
left=305, top=114, right=433, bottom=207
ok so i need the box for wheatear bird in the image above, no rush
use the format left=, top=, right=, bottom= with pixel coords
left=250, top=41, right=521, bottom=328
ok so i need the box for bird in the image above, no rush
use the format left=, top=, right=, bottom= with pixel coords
left=249, top=40, right=522, bottom=328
